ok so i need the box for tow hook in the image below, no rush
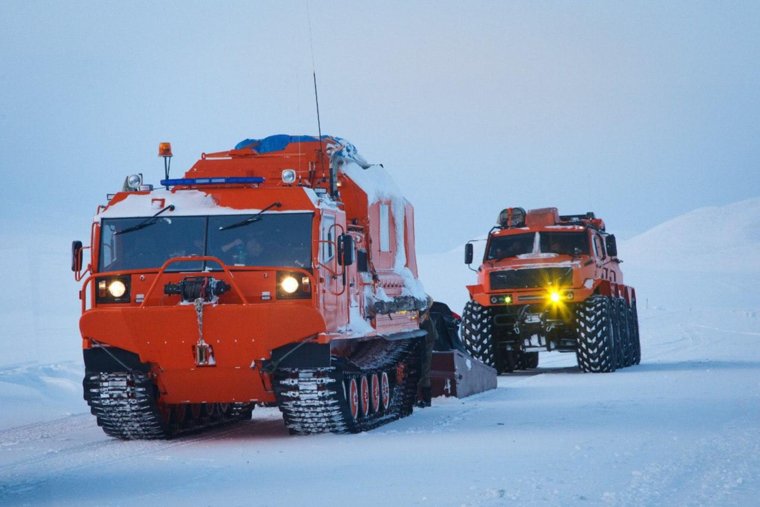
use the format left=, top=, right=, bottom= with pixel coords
left=193, top=298, right=216, bottom=367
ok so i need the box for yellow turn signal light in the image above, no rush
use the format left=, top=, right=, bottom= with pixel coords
left=489, top=294, right=513, bottom=305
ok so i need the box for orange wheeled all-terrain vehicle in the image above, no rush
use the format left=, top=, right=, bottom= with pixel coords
left=462, top=207, right=641, bottom=373
left=72, top=134, right=439, bottom=439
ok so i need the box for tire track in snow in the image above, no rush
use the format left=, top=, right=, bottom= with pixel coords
left=0, top=412, right=284, bottom=501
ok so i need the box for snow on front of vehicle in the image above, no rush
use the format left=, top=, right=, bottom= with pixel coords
left=96, top=188, right=322, bottom=221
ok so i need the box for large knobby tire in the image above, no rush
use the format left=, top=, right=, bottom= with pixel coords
left=503, top=351, right=538, bottom=372
left=521, top=351, right=539, bottom=369
left=614, top=298, right=630, bottom=368
left=575, top=296, right=617, bottom=373
left=460, top=300, right=496, bottom=368
left=629, top=301, right=641, bottom=365
left=499, top=350, right=520, bottom=374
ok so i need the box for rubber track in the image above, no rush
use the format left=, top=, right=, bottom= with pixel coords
left=273, top=339, right=422, bottom=434
left=83, top=371, right=253, bottom=440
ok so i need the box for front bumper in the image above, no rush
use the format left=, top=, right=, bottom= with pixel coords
left=80, top=302, right=326, bottom=404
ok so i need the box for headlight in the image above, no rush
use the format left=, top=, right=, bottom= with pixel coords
left=280, top=276, right=299, bottom=294
left=281, top=169, right=297, bottom=184
left=96, top=276, right=131, bottom=303
left=548, top=289, right=573, bottom=304
left=276, top=272, right=311, bottom=300
left=124, top=174, right=143, bottom=191
left=108, top=279, right=127, bottom=298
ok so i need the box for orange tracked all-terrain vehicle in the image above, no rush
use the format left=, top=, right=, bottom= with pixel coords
left=72, top=134, right=435, bottom=439
left=462, top=207, right=641, bottom=373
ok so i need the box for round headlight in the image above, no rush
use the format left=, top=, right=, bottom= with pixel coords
left=108, top=280, right=127, bottom=298
left=126, top=174, right=142, bottom=190
left=549, top=290, right=561, bottom=303
left=281, top=169, right=297, bottom=184
left=280, top=275, right=299, bottom=294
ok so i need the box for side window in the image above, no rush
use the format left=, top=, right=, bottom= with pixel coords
left=100, top=224, right=116, bottom=270
left=379, top=203, right=391, bottom=252
left=321, top=215, right=335, bottom=262
left=593, top=235, right=606, bottom=259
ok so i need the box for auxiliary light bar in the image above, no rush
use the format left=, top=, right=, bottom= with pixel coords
left=160, top=176, right=265, bottom=186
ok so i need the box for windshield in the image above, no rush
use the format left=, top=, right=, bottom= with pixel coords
left=486, top=231, right=589, bottom=260
left=486, top=233, right=535, bottom=260
left=539, top=232, right=589, bottom=256
left=99, top=213, right=313, bottom=272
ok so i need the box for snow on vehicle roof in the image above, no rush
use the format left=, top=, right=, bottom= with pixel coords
left=95, top=187, right=323, bottom=222
left=228, top=134, right=405, bottom=206
left=333, top=141, right=427, bottom=301
left=339, top=160, right=404, bottom=205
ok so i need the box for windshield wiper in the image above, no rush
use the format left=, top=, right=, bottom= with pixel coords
left=218, top=201, right=282, bottom=231
left=115, top=204, right=175, bottom=236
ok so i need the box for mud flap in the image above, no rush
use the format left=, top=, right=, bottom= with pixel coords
left=430, top=350, right=497, bottom=398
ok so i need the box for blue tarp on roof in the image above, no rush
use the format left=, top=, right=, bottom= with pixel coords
left=234, top=134, right=371, bottom=168
left=235, top=134, right=325, bottom=153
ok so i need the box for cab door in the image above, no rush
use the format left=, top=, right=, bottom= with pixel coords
left=593, top=233, right=610, bottom=281
left=318, top=211, right=342, bottom=331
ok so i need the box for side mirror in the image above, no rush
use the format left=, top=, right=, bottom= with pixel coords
left=72, top=240, right=83, bottom=272
left=464, top=243, right=474, bottom=265
left=605, top=235, right=618, bottom=257
left=338, top=234, right=354, bottom=266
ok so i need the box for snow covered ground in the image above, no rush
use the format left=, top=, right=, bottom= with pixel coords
left=1, top=200, right=759, bottom=506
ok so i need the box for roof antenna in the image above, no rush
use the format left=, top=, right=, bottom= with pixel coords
left=306, top=0, right=321, bottom=142
left=313, top=71, right=323, bottom=145
left=314, top=70, right=338, bottom=198
left=306, top=1, right=334, bottom=197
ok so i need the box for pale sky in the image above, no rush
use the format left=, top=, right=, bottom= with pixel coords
left=2, top=1, right=759, bottom=252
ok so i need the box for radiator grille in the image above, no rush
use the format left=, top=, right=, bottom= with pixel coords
left=490, top=268, right=573, bottom=290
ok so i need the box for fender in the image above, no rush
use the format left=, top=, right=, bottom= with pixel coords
left=466, top=284, right=485, bottom=298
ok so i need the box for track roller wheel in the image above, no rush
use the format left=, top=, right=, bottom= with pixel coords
left=380, top=372, right=391, bottom=412
left=348, top=377, right=359, bottom=421
left=360, top=376, right=370, bottom=418
left=370, top=374, right=381, bottom=413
